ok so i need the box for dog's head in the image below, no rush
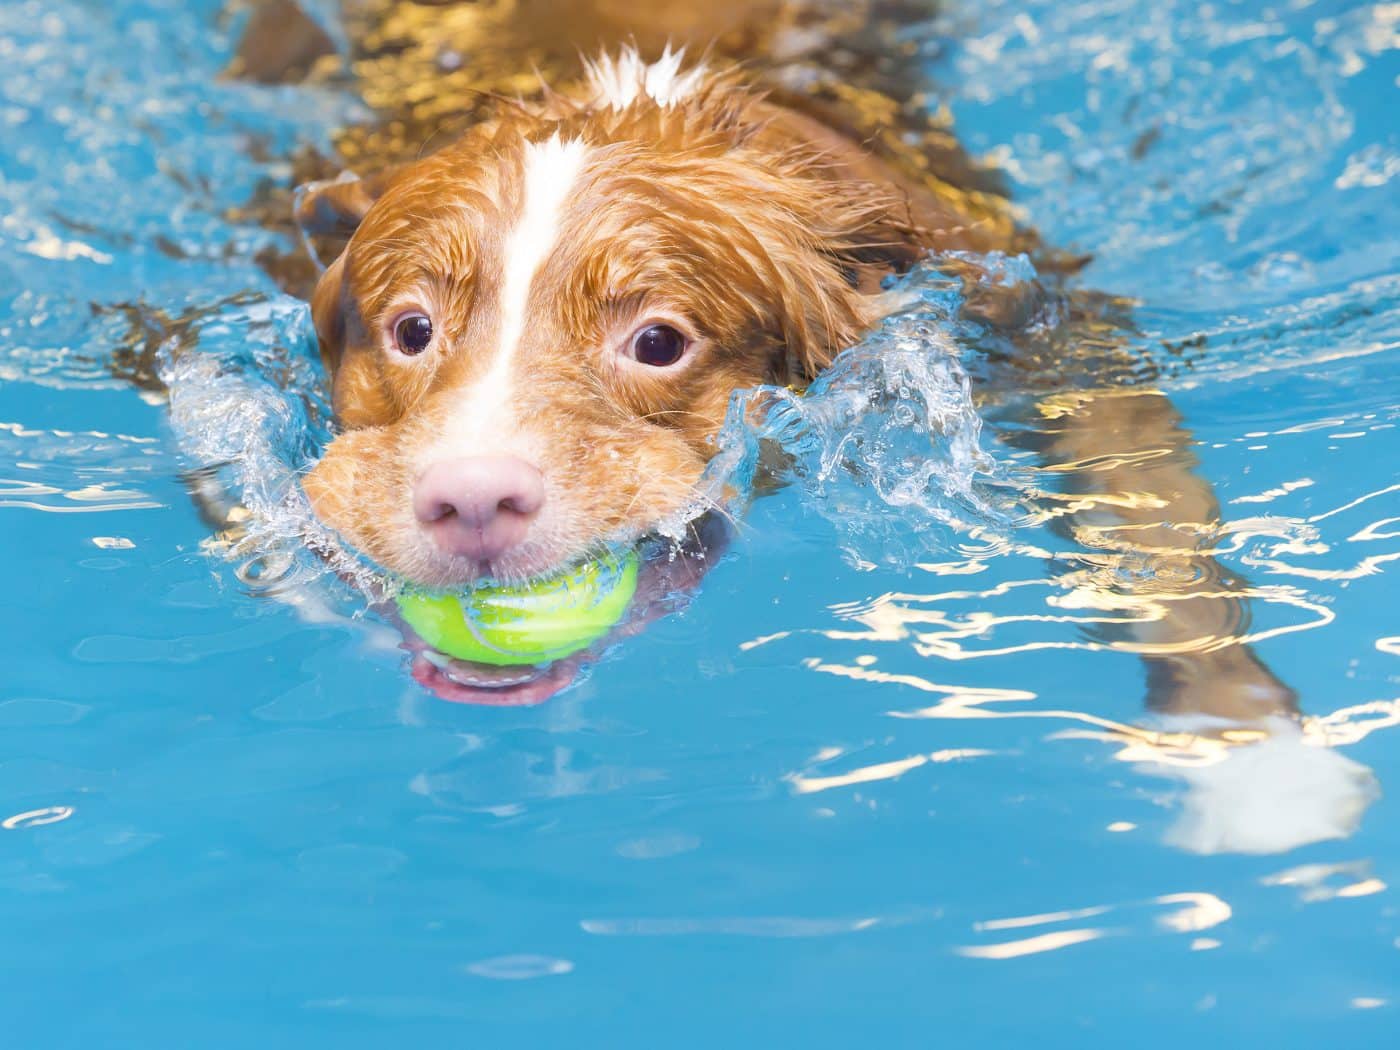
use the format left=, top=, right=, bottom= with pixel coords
left=300, top=50, right=924, bottom=586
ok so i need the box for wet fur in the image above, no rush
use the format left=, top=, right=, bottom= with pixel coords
left=301, top=48, right=979, bottom=586
left=261, top=0, right=1303, bottom=726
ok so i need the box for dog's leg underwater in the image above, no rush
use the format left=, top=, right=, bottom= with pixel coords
left=1020, top=383, right=1298, bottom=721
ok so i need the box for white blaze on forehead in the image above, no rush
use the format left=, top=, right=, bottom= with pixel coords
left=440, top=134, right=589, bottom=449
left=494, top=134, right=590, bottom=371
left=584, top=45, right=709, bottom=110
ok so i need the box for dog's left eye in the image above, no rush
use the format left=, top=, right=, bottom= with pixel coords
left=630, top=324, right=688, bottom=367
left=393, top=313, right=433, bottom=356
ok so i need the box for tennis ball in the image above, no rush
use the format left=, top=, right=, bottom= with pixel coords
left=396, top=550, right=640, bottom=666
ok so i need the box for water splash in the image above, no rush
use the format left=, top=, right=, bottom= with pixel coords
left=697, top=256, right=1036, bottom=570
left=156, top=251, right=1044, bottom=609
left=158, top=293, right=391, bottom=606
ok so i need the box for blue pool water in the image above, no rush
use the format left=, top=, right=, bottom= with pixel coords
left=2, top=0, right=1398, bottom=1044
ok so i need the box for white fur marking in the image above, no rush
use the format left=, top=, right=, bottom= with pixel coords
left=447, top=135, right=590, bottom=442
left=495, top=135, right=589, bottom=372
left=585, top=45, right=708, bottom=110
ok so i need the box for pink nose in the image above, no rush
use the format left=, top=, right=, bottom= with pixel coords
left=413, top=455, right=546, bottom=562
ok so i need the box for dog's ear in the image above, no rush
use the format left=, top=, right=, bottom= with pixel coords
left=295, top=170, right=392, bottom=385
left=755, top=172, right=928, bottom=381
left=293, top=166, right=406, bottom=279
left=308, top=252, right=399, bottom=427
left=294, top=168, right=400, bottom=241
left=309, top=252, right=349, bottom=374
left=736, top=106, right=932, bottom=380
left=748, top=100, right=1034, bottom=379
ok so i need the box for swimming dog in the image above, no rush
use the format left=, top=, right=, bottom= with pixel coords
left=273, top=0, right=1296, bottom=722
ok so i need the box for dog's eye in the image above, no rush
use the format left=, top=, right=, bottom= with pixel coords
left=631, top=324, right=688, bottom=367
left=394, top=313, right=433, bottom=356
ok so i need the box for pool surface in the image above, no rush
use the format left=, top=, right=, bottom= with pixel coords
left=2, top=0, right=1398, bottom=1044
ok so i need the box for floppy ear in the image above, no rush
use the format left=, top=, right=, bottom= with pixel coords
left=308, top=252, right=399, bottom=428
left=760, top=169, right=932, bottom=381
left=292, top=166, right=404, bottom=274
left=294, top=169, right=397, bottom=240
left=295, top=169, right=394, bottom=382
left=309, top=252, right=349, bottom=373
left=746, top=97, right=1046, bottom=380
left=758, top=98, right=1028, bottom=264
left=739, top=104, right=969, bottom=380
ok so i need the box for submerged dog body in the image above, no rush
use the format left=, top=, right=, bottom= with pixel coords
left=270, top=0, right=1307, bottom=725
left=300, top=39, right=1018, bottom=587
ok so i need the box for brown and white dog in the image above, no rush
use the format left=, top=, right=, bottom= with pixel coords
left=295, top=26, right=1020, bottom=589
left=283, top=0, right=1298, bottom=723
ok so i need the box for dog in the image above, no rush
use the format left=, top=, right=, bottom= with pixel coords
left=272, top=0, right=1299, bottom=724
left=293, top=34, right=1034, bottom=589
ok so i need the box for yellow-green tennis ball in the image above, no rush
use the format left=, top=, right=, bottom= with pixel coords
left=396, top=551, right=640, bottom=667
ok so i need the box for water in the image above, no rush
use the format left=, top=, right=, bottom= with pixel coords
left=2, top=0, right=1398, bottom=1043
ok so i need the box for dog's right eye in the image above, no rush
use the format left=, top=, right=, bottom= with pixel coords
left=630, top=323, right=688, bottom=367
left=393, top=313, right=433, bottom=356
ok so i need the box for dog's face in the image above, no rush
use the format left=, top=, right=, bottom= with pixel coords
left=301, top=55, right=916, bottom=587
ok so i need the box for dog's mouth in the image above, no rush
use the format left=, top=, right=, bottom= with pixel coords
left=386, top=515, right=728, bottom=706
left=406, top=641, right=584, bottom=706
